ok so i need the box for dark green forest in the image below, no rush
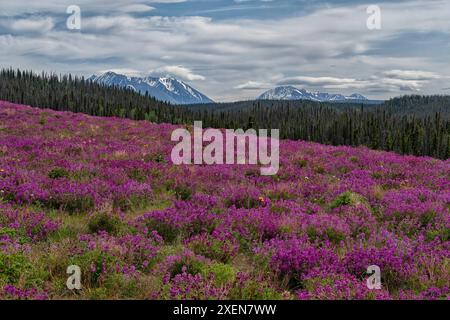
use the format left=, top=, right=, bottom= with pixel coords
left=1, top=69, right=449, bottom=159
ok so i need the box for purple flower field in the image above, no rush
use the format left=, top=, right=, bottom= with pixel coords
left=0, top=101, right=448, bottom=300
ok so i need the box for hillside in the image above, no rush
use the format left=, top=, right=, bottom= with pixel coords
left=0, top=101, right=448, bottom=300
left=0, top=69, right=449, bottom=159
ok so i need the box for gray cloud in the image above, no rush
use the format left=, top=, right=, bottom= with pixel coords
left=0, top=17, right=55, bottom=34
left=383, top=70, right=441, bottom=81
left=234, top=81, right=271, bottom=90
left=0, top=0, right=449, bottom=101
left=151, top=65, right=206, bottom=81
left=276, top=70, right=442, bottom=92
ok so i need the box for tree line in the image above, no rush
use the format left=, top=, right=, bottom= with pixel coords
left=0, top=68, right=448, bottom=159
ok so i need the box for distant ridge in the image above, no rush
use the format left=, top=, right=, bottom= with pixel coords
left=258, top=86, right=376, bottom=103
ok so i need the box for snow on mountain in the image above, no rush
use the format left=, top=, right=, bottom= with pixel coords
left=258, top=86, right=368, bottom=103
left=88, top=71, right=214, bottom=105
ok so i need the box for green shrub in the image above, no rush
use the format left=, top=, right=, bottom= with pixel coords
left=0, top=227, right=29, bottom=244
left=69, top=250, right=122, bottom=288
left=127, top=168, right=147, bottom=183
left=174, top=184, right=193, bottom=201
left=0, top=227, right=17, bottom=238
left=314, top=166, right=326, bottom=174
left=169, top=257, right=205, bottom=279
left=103, top=273, right=141, bottom=299
left=144, top=153, right=166, bottom=164
left=87, top=287, right=109, bottom=300
left=338, top=166, right=349, bottom=174
left=330, top=192, right=366, bottom=209
left=296, top=159, right=308, bottom=168
left=419, top=211, right=436, bottom=228
left=325, top=228, right=346, bottom=245
left=244, top=168, right=260, bottom=177
left=228, top=279, right=283, bottom=300
left=307, top=226, right=346, bottom=245
left=113, top=194, right=151, bottom=212
left=63, top=196, right=95, bottom=213
left=38, top=115, right=47, bottom=125
left=187, top=236, right=235, bottom=263
left=88, top=212, right=122, bottom=235
left=425, top=228, right=450, bottom=242
left=266, top=189, right=294, bottom=201
left=0, top=253, right=31, bottom=285
left=203, top=263, right=236, bottom=286
left=0, top=253, right=47, bottom=288
left=145, top=220, right=179, bottom=243
left=48, top=167, right=70, bottom=179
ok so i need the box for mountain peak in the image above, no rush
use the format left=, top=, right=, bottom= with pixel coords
left=348, top=93, right=368, bottom=100
left=89, top=71, right=214, bottom=105
left=258, top=86, right=368, bottom=102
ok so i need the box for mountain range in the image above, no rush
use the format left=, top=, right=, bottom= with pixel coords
left=258, top=86, right=369, bottom=103
left=89, top=72, right=374, bottom=105
left=88, top=72, right=214, bottom=105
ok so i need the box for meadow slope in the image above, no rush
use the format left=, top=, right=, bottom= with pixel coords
left=0, top=101, right=449, bottom=300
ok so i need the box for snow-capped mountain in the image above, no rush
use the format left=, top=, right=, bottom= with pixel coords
left=258, top=86, right=368, bottom=103
left=88, top=72, right=214, bottom=105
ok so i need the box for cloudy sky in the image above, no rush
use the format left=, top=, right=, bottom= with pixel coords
left=1, top=0, right=449, bottom=101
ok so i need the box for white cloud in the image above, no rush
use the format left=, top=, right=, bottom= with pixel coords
left=0, top=1, right=184, bottom=15
left=278, top=76, right=358, bottom=87
left=384, top=70, right=441, bottom=80
left=4, top=17, right=54, bottom=33
left=147, top=0, right=186, bottom=2
left=152, top=66, right=206, bottom=81
left=235, top=81, right=270, bottom=90
left=98, top=68, right=142, bottom=76
left=121, top=4, right=155, bottom=13
left=276, top=69, right=442, bottom=92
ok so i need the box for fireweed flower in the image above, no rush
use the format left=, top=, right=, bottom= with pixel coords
left=1, top=285, right=48, bottom=300
left=0, top=101, right=448, bottom=300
